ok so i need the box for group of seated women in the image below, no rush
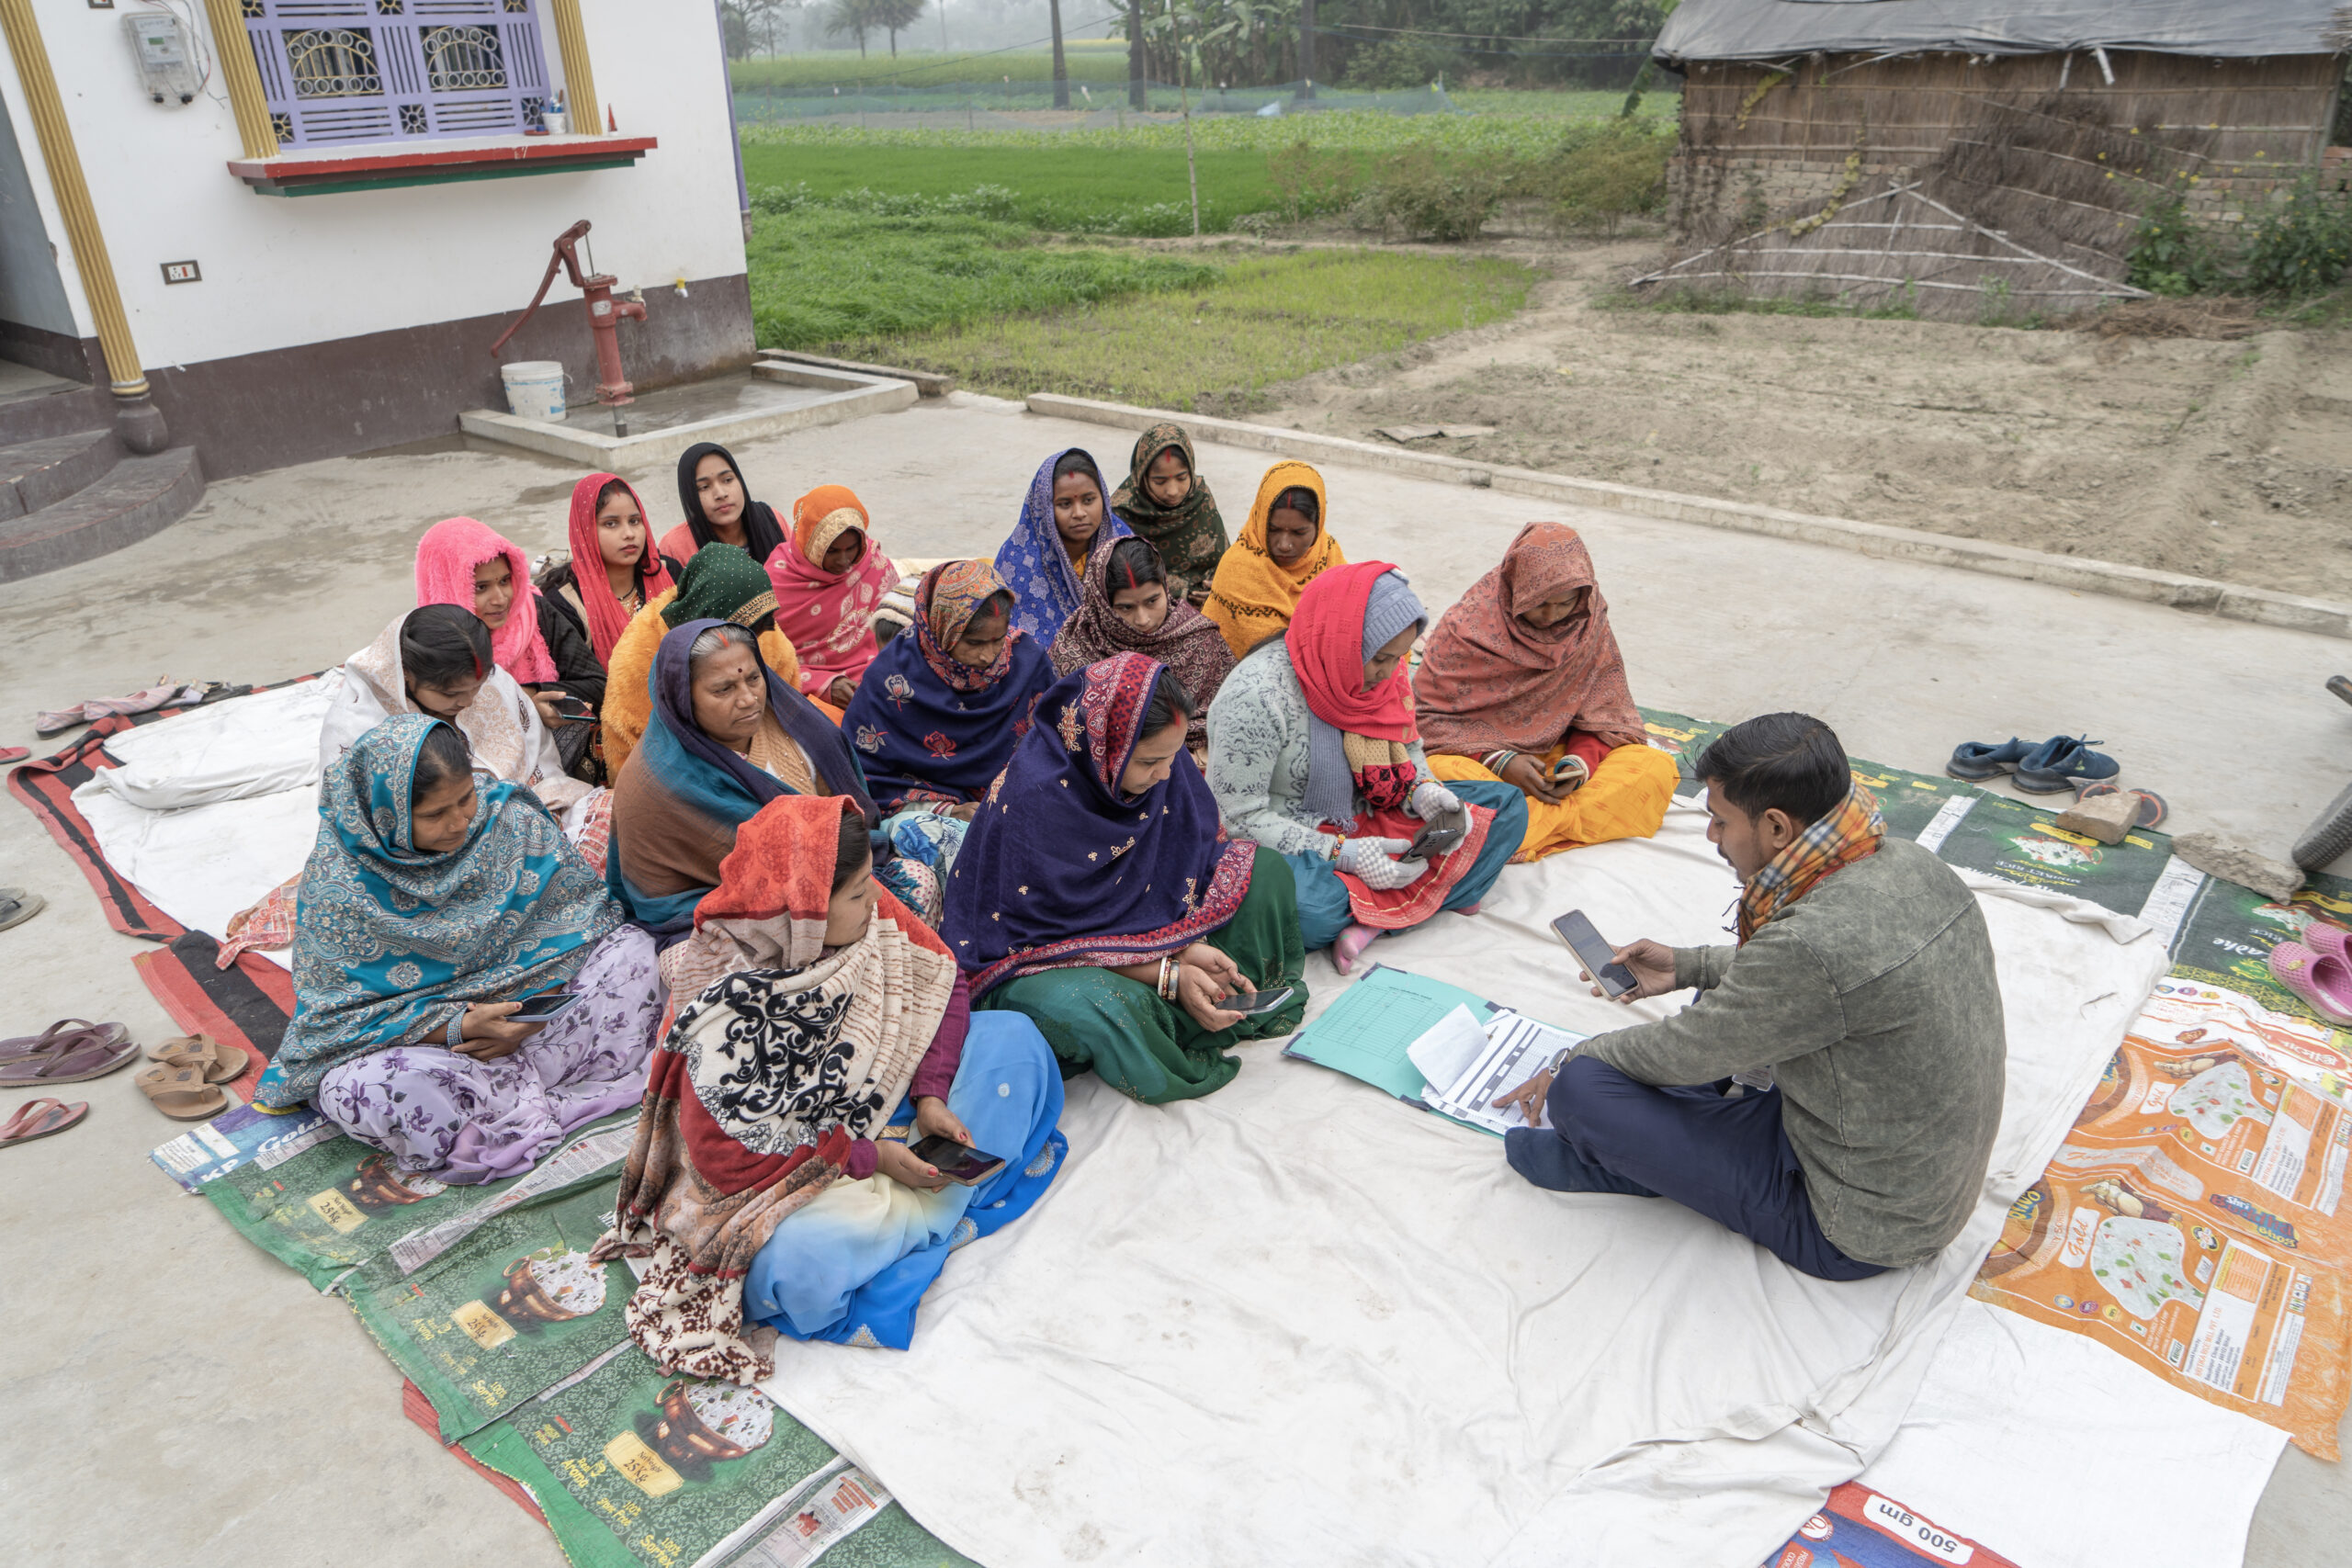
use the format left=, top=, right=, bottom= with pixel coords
left=251, top=424, right=1679, bottom=1381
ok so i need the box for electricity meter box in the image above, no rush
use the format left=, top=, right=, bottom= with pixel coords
left=125, top=12, right=201, bottom=105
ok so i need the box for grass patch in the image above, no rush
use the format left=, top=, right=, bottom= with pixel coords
left=742, top=141, right=1281, bottom=232
left=1608, top=286, right=1927, bottom=322
left=747, top=207, right=1215, bottom=346
left=831, top=244, right=1536, bottom=411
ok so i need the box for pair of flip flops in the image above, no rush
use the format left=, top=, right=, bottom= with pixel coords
left=1947, top=735, right=2121, bottom=795
left=135, top=1034, right=247, bottom=1122
left=0, top=1019, right=139, bottom=1087
left=2269, top=925, right=2352, bottom=1025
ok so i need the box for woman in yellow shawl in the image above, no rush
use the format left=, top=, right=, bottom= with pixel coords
left=1202, top=461, right=1346, bottom=660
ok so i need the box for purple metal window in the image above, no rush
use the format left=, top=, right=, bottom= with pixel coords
left=244, top=0, right=552, bottom=149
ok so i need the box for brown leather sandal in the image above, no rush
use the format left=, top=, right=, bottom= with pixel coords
left=135, top=1063, right=229, bottom=1122
left=148, top=1033, right=250, bottom=1085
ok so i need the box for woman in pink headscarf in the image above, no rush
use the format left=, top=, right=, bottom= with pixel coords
left=766, top=484, right=896, bottom=707
left=414, top=516, right=601, bottom=758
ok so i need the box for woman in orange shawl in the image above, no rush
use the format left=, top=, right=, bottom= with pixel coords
left=1412, top=523, right=1678, bottom=861
left=1202, top=461, right=1345, bottom=660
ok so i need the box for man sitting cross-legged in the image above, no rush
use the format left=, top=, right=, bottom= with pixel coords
left=1494, top=712, right=2005, bottom=1281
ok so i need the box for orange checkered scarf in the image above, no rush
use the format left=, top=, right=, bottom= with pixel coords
left=1736, top=781, right=1883, bottom=943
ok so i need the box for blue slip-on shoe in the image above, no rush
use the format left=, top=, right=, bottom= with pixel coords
left=1946, top=737, right=2033, bottom=781
left=2014, top=735, right=2120, bottom=795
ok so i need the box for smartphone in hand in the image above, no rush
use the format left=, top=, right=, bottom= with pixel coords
left=1402, top=821, right=1465, bottom=860
left=1219, top=987, right=1296, bottom=1017
left=1551, top=910, right=1638, bottom=997
left=906, top=1134, right=1007, bottom=1187
left=508, top=991, right=584, bottom=1023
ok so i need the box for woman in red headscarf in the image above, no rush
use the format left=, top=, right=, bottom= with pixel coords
left=1413, top=523, right=1677, bottom=861
left=767, top=484, right=897, bottom=706
left=1203, top=560, right=1528, bottom=974
left=537, top=472, right=677, bottom=668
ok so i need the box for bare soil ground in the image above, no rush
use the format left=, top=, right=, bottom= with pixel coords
left=1253, top=232, right=2352, bottom=602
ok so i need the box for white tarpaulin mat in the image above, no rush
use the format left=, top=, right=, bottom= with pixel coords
left=71, top=681, right=335, bottom=964
left=763, top=799, right=2172, bottom=1567
left=1855, top=1297, right=2285, bottom=1567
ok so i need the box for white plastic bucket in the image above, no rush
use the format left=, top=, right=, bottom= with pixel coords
left=501, top=360, right=566, bottom=422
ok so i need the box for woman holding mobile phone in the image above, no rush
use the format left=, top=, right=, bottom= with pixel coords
left=256, top=716, right=662, bottom=1184
left=601, top=797, right=1065, bottom=1381
left=1204, top=562, right=1528, bottom=976
left=942, top=653, right=1306, bottom=1105
left=1413, top=523, right=1677, bottom=862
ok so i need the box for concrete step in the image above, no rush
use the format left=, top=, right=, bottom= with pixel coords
left=0, top=380, right=111, bottom=446
left=0, top=428, right=119, bottom=521
left=0, top=446, right=205, bottom=582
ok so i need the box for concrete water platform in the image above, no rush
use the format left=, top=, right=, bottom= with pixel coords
left=458, top=363, right=916, bottom=475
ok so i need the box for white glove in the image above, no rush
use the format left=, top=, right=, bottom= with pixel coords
left=1336, top=836, right=1429, bottom=890
left=1408, top=779, right=1462, bottom=822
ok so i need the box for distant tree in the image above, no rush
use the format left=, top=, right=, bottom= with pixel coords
left=824, top=0, right=873, bottom=58
left=720, top=0, right=752, bottom=60
left=868, top=0, right=926, bottom=59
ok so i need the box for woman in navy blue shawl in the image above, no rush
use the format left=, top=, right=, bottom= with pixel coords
left=606, top=617, right=876, bottom=939
left=942, top=651, right=1306, bottom=1104
left=842, top=560, right=1055, bottom=814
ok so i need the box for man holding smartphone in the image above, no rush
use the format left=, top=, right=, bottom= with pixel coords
left=1491, top=713, right=2003, bottom=1281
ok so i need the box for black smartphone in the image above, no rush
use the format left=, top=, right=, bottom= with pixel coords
left=544, top=694, right=595, bottom=724
left=510, top=991, right=584, bottom=1023
left=1402, top=821, right=1466, bottom=860
left=906, top=1134, right=1007, bottom=1186
left=1220, top=986, right=1295, bottom=1017
left=1551, top=910, right=1637, bottom=997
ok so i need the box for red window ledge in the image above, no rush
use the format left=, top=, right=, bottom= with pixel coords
left=229, top=134, right=657, bottom=197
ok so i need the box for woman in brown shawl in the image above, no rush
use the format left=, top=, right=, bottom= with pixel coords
left=1108, top=423, right=1227, bottom=608
left=1412, top=523, right=1679, bottom=861
left=1048, top=536, right=1235, bottom=758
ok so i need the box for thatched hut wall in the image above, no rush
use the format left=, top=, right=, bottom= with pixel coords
left=1669, top=50, right=2347, bottom=238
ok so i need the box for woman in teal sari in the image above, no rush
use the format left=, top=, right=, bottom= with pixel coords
left=256, top=715, right=662, bottom=1183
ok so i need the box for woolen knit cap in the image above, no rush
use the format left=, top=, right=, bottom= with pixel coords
left=1359, top=570, right=1428, bottom=662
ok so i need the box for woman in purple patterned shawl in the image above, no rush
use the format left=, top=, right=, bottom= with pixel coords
left=941, top=651, right=1306, bottom=1104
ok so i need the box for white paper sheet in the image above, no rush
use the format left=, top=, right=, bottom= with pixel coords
left=763, top=799, right=2171, bottom=1568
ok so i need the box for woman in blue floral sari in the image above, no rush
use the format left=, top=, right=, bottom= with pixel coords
left=991, top=448, right=1131, bottom=647
left=256, top=715, right=663, bottom=1183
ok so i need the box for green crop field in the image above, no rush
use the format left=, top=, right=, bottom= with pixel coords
left=746, top=207, right=1216, bottom=346
left=830, top=243, right=1537, bottom=410
left=741, top=141, right=1283, bottom=232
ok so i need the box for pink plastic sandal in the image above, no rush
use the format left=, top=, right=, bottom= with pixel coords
left=2268, top=941, right=2352, bottom=1025
left=2300, top=921, right=2352, bottom=967
left=1332, top=923, right=1381, bottom=976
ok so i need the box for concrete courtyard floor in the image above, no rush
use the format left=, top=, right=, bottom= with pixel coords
left=0, top=391, right=2346, bottom=1565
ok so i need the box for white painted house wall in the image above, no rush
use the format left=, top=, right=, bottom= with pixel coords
left=0, top=0, right=745, bottom=371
